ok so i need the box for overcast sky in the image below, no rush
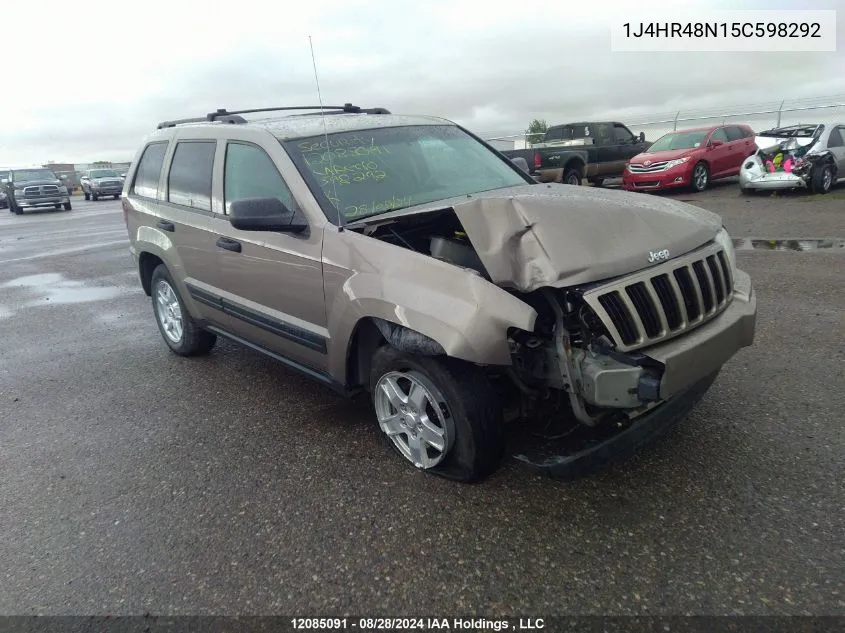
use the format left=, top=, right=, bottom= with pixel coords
left=1, top=0, right=843, bottom=165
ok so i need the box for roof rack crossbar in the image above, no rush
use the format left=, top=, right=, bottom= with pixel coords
left=156, top=103, right=390, bottom=129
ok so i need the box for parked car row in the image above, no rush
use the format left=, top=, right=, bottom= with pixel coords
left=501, top=119, right=845, bottom=196
left=624, top=122, right=845, bottom=195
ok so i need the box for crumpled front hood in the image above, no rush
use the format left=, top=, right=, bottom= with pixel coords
left=451, top=184, right=722, bottom=292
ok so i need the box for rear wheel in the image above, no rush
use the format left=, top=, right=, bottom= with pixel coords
left=691, top=162, right=709, bottom=192
left=811, top=164, right=834, bottom=194
left=369, top=345, right=505, bottom=483
left=563, top=167, right=583, bottom=186
left=150, top=264, right=217, bottom=356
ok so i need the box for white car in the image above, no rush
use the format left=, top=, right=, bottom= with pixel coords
left=739, top=123, right=845, bottom=194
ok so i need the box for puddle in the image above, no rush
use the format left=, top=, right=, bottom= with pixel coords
left=733, top=238, right=845, bottom=252
left=0, top=272, right=134, bottom=306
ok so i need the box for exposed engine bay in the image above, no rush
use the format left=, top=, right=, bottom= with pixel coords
left=357, top=208, right=668, bottom=428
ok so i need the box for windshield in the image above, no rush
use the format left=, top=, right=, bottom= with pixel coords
left=646, top=130, right=710, bottom=152
left=13, top=169, right=56, bottom=182
left=89, top=169, right=119, bottom=178
left=284, top=124, right=528, bottom=222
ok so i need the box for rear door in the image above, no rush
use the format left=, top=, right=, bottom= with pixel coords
left=705, top=127, right=732, bottom=176
left=157, top=136, right=231, bottom=326
left=724, top=126, right=752, bottom=173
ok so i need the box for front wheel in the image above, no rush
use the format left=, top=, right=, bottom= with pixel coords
left=150, top=264, right=217, bottom=356
left=63, top=202, right=72, bottom=211
left=588, top=177, right=604, bottom=187
left=369, top=346, right=505, bottom=483
left=92, top=193, right=99, bottom=201
left=113, top=194, right=119, bottom=200
left=691, top=162, right=709, bottom=192
left=84, top=192, right=90, bottom=200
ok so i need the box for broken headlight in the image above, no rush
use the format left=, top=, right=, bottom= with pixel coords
left=714, top=227, right=736, bottom=273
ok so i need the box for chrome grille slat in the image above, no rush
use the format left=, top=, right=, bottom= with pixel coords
left=617, top=291, right=647, bottom=345
left=707, top=254, right=727, bottom=305
left=581, top=241, right=735, bottom=353
left=665, top=273, right=689, bottom=327
left=643, top=281, right=669, bottom=335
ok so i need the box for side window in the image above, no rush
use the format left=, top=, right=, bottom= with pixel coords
left=544, top=127, right=563, bottom=142
left=131, top=142, right=168, bottom=198
left=613, top=124, right=635, bottom=144
left=167, top=140, right=216, bottom=211
left=710, top=128, right=729, bottom=143
left=725, top=126, right=744, bottom=142
left=827, top=127, right=844, bottom=148
left=594, top=123, right=614, bottom=145
left=223, top=142, right=295, bottom=214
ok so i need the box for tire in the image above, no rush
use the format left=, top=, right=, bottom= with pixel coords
left=63, top=202, right=72, bottom=211
left=113, top=194, right=119, bottom=200
left=150, top=264, right=217, bottom=356
left=691, top=162, right=709, bottom=192
left=563, top=167, right=583, bottom=186
left=54, top=204, right=62, bottom=209
left=739, top=186, right=755, bottom=196
left=369, top=345, right=505, bottom=483
left=10, top=200, right=22, bottom=215
left=588, top=178, right=604, bottom=187
left=92, top=193, right=99, bottom=201
left=810, top=164, right=834, bottom=194
left=84, top=192, right=90, bottom=200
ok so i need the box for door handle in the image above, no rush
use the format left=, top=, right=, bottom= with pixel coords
left=156, top=220, right=175, bottom=232
left=216, top=236, right=242, bottom=253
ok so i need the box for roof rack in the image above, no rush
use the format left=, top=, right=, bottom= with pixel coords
left=156, top=103, right=391, bottom=129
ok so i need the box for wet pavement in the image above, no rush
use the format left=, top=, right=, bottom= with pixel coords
left=0, top=192, right=843, bottom=616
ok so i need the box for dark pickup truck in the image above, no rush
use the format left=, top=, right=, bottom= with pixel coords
left=501, top=121, right=651, bottom=186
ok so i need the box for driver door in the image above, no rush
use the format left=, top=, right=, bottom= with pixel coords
left=213, top=139, right=329, bottom=373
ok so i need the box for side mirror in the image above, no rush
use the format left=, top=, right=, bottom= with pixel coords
left=229, top=197, right=307, bottom=233
left=710, top=139, right=724, bottom=147
left=510, top=156, right=531, bottom=174
left=638, top=132, right=646, bottom=142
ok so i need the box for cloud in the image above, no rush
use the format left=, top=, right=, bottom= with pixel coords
left=1, top=0, right=843, bottom=164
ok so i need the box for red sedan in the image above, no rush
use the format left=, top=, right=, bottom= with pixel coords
left=623, top=124, right=757, bottom=193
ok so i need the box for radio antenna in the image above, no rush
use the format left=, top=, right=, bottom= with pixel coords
left=309, top=35, right=344, bottom=231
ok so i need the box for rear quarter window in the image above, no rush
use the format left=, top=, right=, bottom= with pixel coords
left=167, top=140, right=216, bottom=211
left=132, top=142, right=169, bottom=198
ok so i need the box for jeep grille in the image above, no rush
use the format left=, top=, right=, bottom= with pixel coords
left=581, top=241, right=734, bottom=352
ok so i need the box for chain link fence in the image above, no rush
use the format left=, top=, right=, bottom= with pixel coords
left=484, top=94, right=845, bottom=148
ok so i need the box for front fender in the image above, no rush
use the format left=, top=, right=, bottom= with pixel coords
left=325, top=270, right=538, bottom=382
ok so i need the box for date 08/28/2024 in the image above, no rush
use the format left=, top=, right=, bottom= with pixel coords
left=622, top=22, right=822, bottom=39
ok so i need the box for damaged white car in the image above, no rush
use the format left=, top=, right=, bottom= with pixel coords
left=739, top=123, right=845, bottom=194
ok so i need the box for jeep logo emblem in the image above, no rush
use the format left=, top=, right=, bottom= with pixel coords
left=648, top=249, right=670, bottom=263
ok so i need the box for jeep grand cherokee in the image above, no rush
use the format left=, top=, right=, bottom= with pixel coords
left=121, top=104, right=757, bottom=483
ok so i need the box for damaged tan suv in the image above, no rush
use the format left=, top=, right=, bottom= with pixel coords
left=122, top=104, right=757, bottom=483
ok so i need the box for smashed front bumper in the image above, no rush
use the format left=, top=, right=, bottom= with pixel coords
left=514, top=269, right=756, bottom=479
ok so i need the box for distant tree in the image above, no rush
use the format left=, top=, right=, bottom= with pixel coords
left=525, top=119, right=548, bottom=145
